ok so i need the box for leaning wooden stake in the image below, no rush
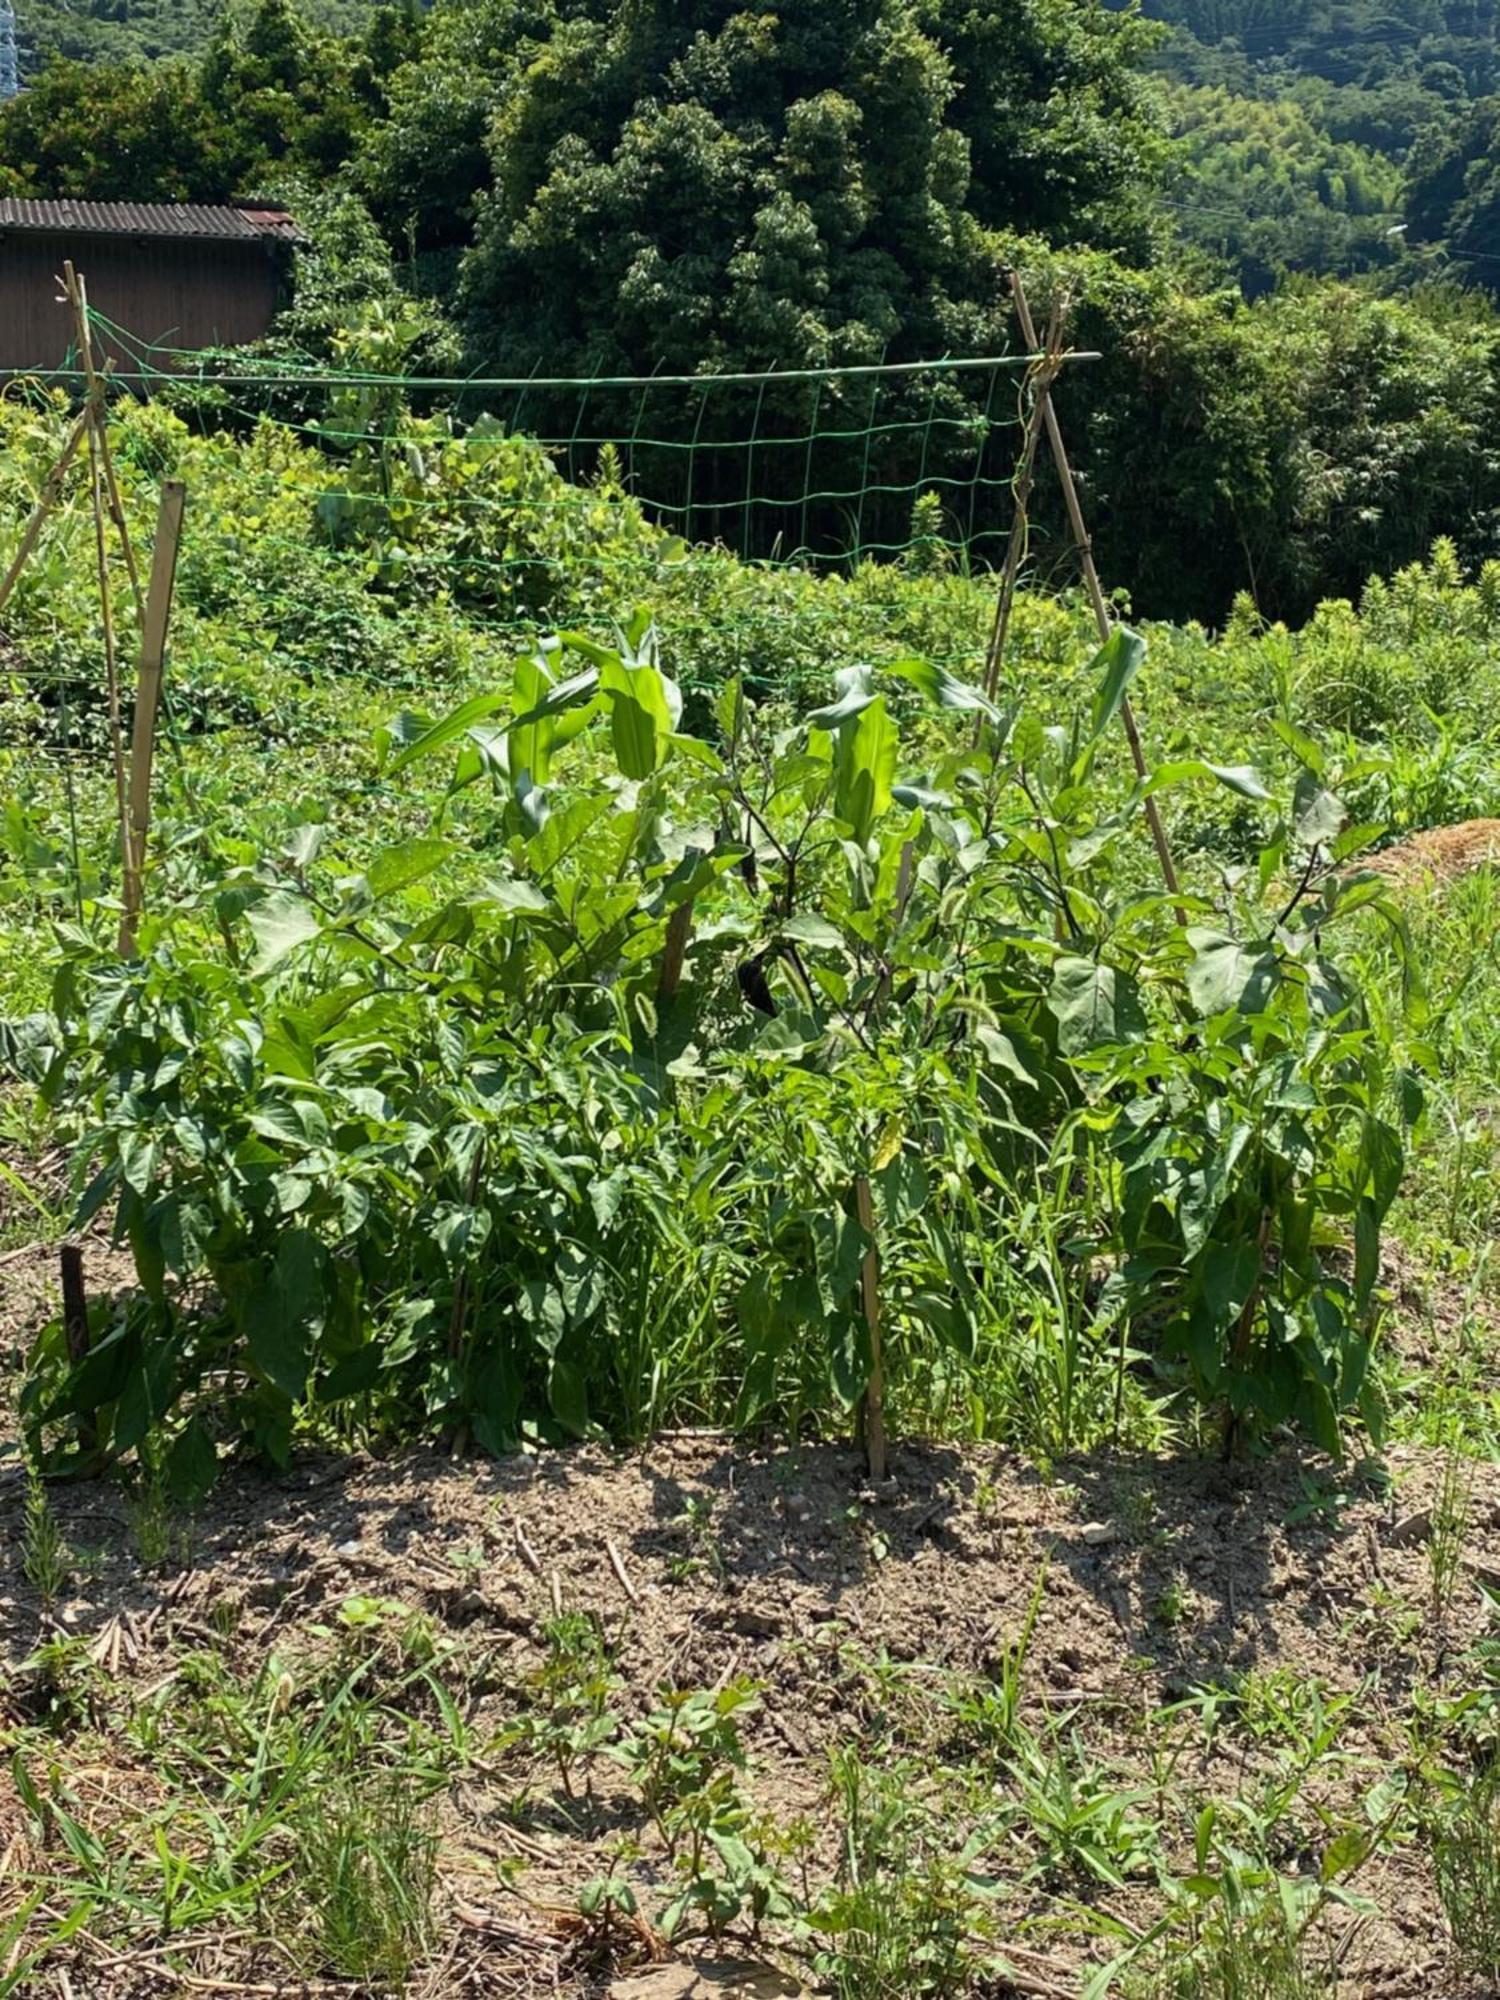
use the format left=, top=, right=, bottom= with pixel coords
left=0, top=404, right=91, bottom=619
left=120, top=480, right=186, bottom=955
left=853, top=1174, right=887, bottom=1483
left=78, top=329, right=134, bottom=937
left=980, top=289, right=1066, bottom=709
left=62, top=262, right=145, bottom=628
left=1010, top=274, right=1186, bottom=920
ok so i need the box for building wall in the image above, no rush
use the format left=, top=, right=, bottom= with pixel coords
left=0, top=231, right=284, bottom=371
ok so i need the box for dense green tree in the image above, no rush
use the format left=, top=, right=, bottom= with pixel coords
left=1024, top=250, right=1500, bottom=621
left=0, top=58, right=228, bottom=199
left=0, top=0, right=413, bottom=198
left=15, top=0, right=380, bottom=76
left=1162, top=82, right=1406, bottom=293
left=455, top=0, right=1166, bottom=375
left=356, top=0, right=555, bottom=251
left=1406, top=94, right=1500, bottom=274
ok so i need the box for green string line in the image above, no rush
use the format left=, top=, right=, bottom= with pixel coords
left=965, top=365, right=1003, bottom=549
left=683, top=382, right=710, bottom=547
left=41, top=313, right=1079, bottom=390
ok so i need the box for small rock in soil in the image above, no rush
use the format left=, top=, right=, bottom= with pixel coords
left=1390, top=1510, right=1433, bottom=1546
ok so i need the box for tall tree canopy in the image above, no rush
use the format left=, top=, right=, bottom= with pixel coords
left=436, top=0, right=1166, bottom=373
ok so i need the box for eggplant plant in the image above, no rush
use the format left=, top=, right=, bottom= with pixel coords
left=11, top=614, right=1417, bottom=1490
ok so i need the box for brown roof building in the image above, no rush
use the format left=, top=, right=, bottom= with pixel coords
left=0, top=200, right=302, bottom=373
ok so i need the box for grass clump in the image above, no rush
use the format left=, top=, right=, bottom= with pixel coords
left=291, top=1770, right=439, bottom=1988
left=1435, top=1762, right=1500, bottom=1987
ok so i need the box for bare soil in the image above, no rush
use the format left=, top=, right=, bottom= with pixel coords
left=2, top=1238, right=1499, bottom=1998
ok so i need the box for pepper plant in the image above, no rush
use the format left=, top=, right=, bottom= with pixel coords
left=9, top=613, right=1417, bottom=1489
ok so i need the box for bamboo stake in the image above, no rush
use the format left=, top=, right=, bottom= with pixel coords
left=0, top=404, right=91, bottom=619
left=119, top=480, right=186, bottom=956
left=1010, top=274, right=1186, bottom=919
left=62, top=262, right=145, bottom=628
left=658, top=898, right=694, bottom=1002
left=980, top=289, right=1065, bottom=709
left=79, top=339, right=134, bottom=933
left=853, top=1174, right=887, bottom=1483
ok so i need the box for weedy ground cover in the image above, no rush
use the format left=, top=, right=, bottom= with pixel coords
left=3, top=393, right=1500, bottom=1993
left=0, top=1429, right=1497, bottom=1996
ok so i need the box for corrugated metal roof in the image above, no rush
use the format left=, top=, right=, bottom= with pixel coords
left=0, top=200, right=303, bottom=243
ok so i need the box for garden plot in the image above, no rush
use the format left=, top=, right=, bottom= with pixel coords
left=4, top=1243, right=1500, bottom=1998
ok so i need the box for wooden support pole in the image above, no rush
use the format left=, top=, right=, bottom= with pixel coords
left=1010, top=274, right=1186, bottom=919
left=658, top=898, right=694, bottom=1003
left=980, top=288, right=1065, bottom=709
left=59, top=1243, right=96, bottom=1455
left=0, top=405, right=91, bottom=620
left=854, top=1174, right=887, bottom=1483
left=120, top=480, right=186, bottom=956
left=62, top=261, right=145, bottom=629
left=81, top=361, right=134, bottom=937
left=61, top=262, right=136, bottom=935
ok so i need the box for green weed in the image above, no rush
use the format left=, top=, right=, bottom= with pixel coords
left=1434, top=1762, right=1500, bottom=1984
left=290, top=1771, right=438, bottom=1985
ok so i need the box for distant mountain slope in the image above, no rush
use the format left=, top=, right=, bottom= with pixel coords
left=16, top=0, right=378, bottom=73
left=1128, top=0, right=1500, bottom=94
left=1121, top=0, right=1500, bottom=91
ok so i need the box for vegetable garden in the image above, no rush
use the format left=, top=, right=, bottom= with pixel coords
left=3, top=326, right=1500, bottom=1999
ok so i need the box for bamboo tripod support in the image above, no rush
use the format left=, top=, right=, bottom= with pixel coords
left=1004, top=273, right=1186, bottom=918
left=120, top=481, right=187, bottom=955
left=0, top=267, right=187, bottom=955
left=980, top=285, right=1066, bottom=709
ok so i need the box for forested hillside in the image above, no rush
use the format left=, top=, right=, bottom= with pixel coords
left=15, top=0, right=379, bottom=71
left=4, top=0, right=1500, bottom=626
left=1103, top=0, right=1500, bottom=290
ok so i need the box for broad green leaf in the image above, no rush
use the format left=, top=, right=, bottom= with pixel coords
left=386, top=691, right=510, bottom=773
left=510, top=663, right=600, bottom=732
left=1076, top=627, right=1146, bottom=770
left=832, top=695, right=897, bottom=844
left=829, top=1314, right=873, bottom=1407
left=248, top=891, right=323, bottom=973
left=1200, top=1237, right=1261, bottom=1323
left=1048, top=956, right=1148, bottom=1054
left=366, top=837, right=454, bottom=901
left=482, top=876, right=551, bottom=914
left=166, top=1416, right=218, bottom=1505
left=885, top=656, right=998, bottom=718
left=714, top=674, right=746, bottom=750
left=1185, top=929, right=1281, bottom=1016
left=1270, top=717, right=1327, bottom=778
left=782, top=914, right=843, bottom=950
left=600, top=655, right=682, bottom=779
left=1294, top=771, right=1347, bottom=850
left=242, top=1228, right=328, bottom=1401
left=1145, top=759, right=1271, bottom=802
left=808, top=663, right=878, bottom=728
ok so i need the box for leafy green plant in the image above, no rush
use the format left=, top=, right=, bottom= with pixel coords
left=1434, top=1761, right=1500, bottom=1984
left=12, top=608, right=1414, bottom=1480
left=811, top=1744, right=999, bottom=2000
left=616, top=1682, right=758, bottom=1854
left=1430, top=1442, right=1474, bottom=1633
left=1008, top=1729, right=1159, bottom=1891
left=498, top=1612, right=619, bottom=1801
